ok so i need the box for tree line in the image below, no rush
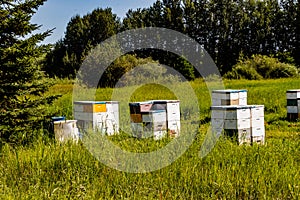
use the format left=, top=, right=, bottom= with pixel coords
left=44, top=0, right=300, bottom=82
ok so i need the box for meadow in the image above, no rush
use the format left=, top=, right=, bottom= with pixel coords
left=0, top=78, right=300, bottom=199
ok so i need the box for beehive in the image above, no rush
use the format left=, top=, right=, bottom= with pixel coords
left=286, top=90, right=300, bottom=121
left=53, top=120, right=79, bottom=142
left=129, top=100, right=180, bottom=139
left=211, top=105, right=265, bottom=145
left=250, top=105, right=265, bottom=144
left=74, top=101, right=119, bottom=136
left=212, top=89, right=247, bottom=106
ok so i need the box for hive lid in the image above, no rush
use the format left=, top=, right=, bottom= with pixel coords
left=249, top=105, right=264, bottom=108
left=286, top=89, right=300, bottom=93
left=53, top=120, right=77, bottom=124
left=129, top=100, right=180, bottom=105
left=210, top=105, right=252, bottom=110
left=211, top=105, right=264, bottom=110
left=74, top=101, right=106, bottom=104
left=212, top=89, right=247, bottom=93
left=129, top=103, right=139, bottom=107
left=129, top=101, right=152, bottom=106
left=51, top=116, right=65, bottom=121
left=152, top=100, right=180, bottom=104
left=105, top=101, right=119, bottom=104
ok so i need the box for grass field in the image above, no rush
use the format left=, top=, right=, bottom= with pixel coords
left=0, top=78, right=300, bottom=199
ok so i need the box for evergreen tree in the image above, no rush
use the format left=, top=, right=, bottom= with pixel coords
left=0, top=0, right=57, bottom=144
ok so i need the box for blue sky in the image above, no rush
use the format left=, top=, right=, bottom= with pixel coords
left=31, top=0, right=157, bottom=44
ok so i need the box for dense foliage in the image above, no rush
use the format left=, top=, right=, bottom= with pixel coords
left=82, top=53, right=159, bottom=88
left=44, top=0, right=300, bottom=81
left=124, top=0, right=300, bottom=73
left=224, top=54, right=299, bottom=80
left=0, top=0, right=57, bottom=144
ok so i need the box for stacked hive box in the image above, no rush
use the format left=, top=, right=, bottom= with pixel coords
left=211, top=105, right=265, bottom=145
left=74, top=101, right=119, bottom=136
left=211, top=106, right=251, bottom=144
left=250, top=105, right=265, bottom=144
left=130, top=101, right=167, bottom=140
left=212, top=89, right=247, bottom=106
left=211, top=89, right=265, bottom=145
left=129, top=100, right=180, bottom=140
left=286, top=90, right=300, bottom=121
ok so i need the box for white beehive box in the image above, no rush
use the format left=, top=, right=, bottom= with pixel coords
left=250, top=105, right=265, bottom=136
left=250, top=105, right=264, bottom=118
left=131, top=123, right=151, bottom=138
left=211, top=104, right=265, bottom=145
left=239, top=90, right=247, bottom=98
left=250, top=105, right=265, bottom=143
left=286, top=90, right=300, bottom=99
left=212, top=90, right=239, bottom=99
left=252, top=135, right=265, bottom=144
left=164, top=101, right=180, bottom=137
left=224, top=118, right=251, bottom=129
left=211, top=118, right=224, bottom=129
left=142, top=110, right=167, bottom=123
left=287, top=106, right=298, bottom=113
left=53, top=120, right=79, bottom=142
left=106, top=101, right=119, bottom=112
left=251, top=117, right=265, bottom=128
left=210, top=107, right=225, bottom=119
left=222, top=128, right=251, bottom=145
left=154, top=130, right=168, bottom=140
left=151, top=100, right=180, bottom=121
left=239, top=97, right=247, bottom=106
left=237, top=128, right=252, bottom=144
left=167, top=120, right=180, bottom=136
left=251, top=126, right=265, bottom=137
left=74, top=101, right=119, bottom=135
left=131, top=122, right=143, bottom=135
left=211, top=105, right=251, bottom=119
left=106, top=102, right=120, bottom=128
left=143, top=121, right=167, bottom=132
left=212, top=89, right=247, bottom=106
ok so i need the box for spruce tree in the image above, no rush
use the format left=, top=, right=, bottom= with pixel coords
left=0, top=0, right=57, bottom=144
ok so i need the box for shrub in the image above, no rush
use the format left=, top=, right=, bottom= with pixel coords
left=224, top=54, right=298, bottom=80
left=224, top=65, right=263, bottom=80
left=267, top=63, right=298, bottom=78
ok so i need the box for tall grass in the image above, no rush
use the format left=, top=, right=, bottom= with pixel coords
left=0, top=134, right=299, bottom=199
left=1, top=78, right=299, bottom=199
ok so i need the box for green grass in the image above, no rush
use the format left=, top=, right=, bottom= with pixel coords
left=1, top=78, right=300, bottom=199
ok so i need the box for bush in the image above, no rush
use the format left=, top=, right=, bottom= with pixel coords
left=267, top=63, right=298, bottom=78
left=272, top=52, right=295, bottom=65
left=224, top=54, right=298, bottom=80
left=224, top=65, right=263, bottom=80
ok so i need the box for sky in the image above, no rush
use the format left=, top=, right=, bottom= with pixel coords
left=31, top=0, right=157, bottom=44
